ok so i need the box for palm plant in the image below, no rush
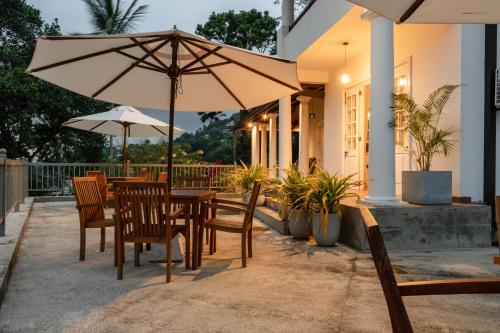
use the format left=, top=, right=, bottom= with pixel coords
left=391, top=85, right=460, bottom=171
left=82, top=0, right=148, bottom=34
left=230, top=161, right=269, bottom=192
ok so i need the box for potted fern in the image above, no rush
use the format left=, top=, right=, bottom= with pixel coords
left=301, top=169, right=360, bottom=247
left=274, top=165, right=311, bottom=239
left=392, top=85, right=459, bottom=205
left=230, top=162, right=268, bottom=206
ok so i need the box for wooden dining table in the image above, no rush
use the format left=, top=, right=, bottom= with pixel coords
left=169, top=189, right=216, bottom=270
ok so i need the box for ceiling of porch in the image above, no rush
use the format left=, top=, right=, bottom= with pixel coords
left=296, top=6, right=370, bottom=72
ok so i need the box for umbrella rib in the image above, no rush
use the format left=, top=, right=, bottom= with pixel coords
left=29, top=36, right=168, bottom=73
left=400, top=0, right=426, bottom=22
left=130, top=37, right=170, bottom=70
left=92, top=39, right=171, bottom=98
left=180, top=46, right=223, bottom=71
left=184, top=39, right=300, bottom=92
left=88, top=120, right=108, bottom=132
left=181, top=40, right=246, bottom=110
left=183, top=61, right=231, bottom=73
left=136, top=64, right=168, bottom=74
left=151, top=125, right=168, bottom=135
left=115, top=50, right=167, bottom=72
left=183, top=71, right=210, bottom=75
left=63, top=119, right=83, bottom=125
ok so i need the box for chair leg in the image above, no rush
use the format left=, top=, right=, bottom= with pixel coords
left=166, top=234, right=172, bottom=283
left=248, top=227, right=253, bottom=258
left=209, top=228, right=214, bottom=255
left=100, top=228, right=105, bottom=252
left=114, top=227, right=118, bottom=267
left=205, top=226, right=209, bottom=244
left=185, top=217, right=191, bottom=269
left=213, top=230, right=217, bottom=253
left=146, top=243, right=151, bottom=251
left=241, top=232, right=247, bottom=268
left=79, top=226, right=86, bottom=261
left=117, top=239, right=124, bottom=280
left=134, top=243, right=140, bottom=267
left=138, top=243, right=144, bottom=253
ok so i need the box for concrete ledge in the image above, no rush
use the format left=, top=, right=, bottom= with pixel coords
left=255, top=206, right=290, bottom=235
left=33, top=196, right=75, bottom=203
left=340, top=202, right=492, bottom=252
left=0, top=197, right=34, bottom=308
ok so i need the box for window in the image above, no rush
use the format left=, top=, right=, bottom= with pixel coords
left=394, top=75, right=409, bottom=148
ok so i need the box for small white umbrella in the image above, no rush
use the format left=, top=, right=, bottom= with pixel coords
left=64, top=105, right=183, bottom=175
left=27, top=28, right=301, bottom=189
left=346, top=0, right=500, bottom=24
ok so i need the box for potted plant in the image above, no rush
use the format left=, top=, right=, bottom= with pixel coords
left=230, top=161, right=268, bottom=206
left=392, top=85, right=459, bottom=205
left=301, top=169, right=360, bottom=247
left=274, top=165, right=311, bottom=239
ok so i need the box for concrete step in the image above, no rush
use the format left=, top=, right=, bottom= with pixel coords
left=254, top=205, right=289, bottom=235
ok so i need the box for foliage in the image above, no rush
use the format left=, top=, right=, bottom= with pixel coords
left=126, top=139, right=204, bottom=164
left=195, top=9, right=279, bottom=123
left=0, top=0, right=110, bottom=161
left=82, top=0, right=148, bottom=34
left=391, top=85, right=459, bottom=171
left=230, top=161, right=269, bottom=192
left=300, top=168, right=360, bottom=234
left=272, top=164, right=310, bottom=209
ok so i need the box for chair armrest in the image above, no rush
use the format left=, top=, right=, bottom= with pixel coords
left=398, top=277, right=500, bottom=296
left=169, top=204, right=189, bottom=220
left=213, top=198, right=248, bottom=207
left=202, top=202, right=247, bottom=214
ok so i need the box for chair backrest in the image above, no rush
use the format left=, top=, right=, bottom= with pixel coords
left=158, top=172, right=168, bottom=182
left=495, top=196, right=500, bottom=254
left=139, top=169, right=153, bottom=181
left=243, top=181, right=262, bottom=228
left=113, top=181, right=170, bottom=239
left=359, top=207, right=414, bottom=333
left=72, top=177, right=105, bottom=225
left=175, top=176, right=211, bottom=190
left=86, top=171, right=108, bottom=201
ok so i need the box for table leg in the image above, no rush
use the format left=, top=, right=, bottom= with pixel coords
left=191, top=202, right=199, bottom=270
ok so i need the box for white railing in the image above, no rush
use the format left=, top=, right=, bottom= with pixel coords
left=28, top=162, right=236, bottom=195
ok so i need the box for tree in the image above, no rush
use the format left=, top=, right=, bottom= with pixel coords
left=82, top=0, right=148, bottom=34
left=195, top=9, right=279, bottom=123
left=0, top=0, right=110, bottom=161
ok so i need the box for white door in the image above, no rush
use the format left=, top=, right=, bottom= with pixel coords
left=343, top=87, right=363, bottom=182
left=317, top=121, right=324, bottom=168
left=394, top=61, right=412, bottom=195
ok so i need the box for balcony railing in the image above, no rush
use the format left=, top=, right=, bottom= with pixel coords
left=28, top=162, right=237, bottom=195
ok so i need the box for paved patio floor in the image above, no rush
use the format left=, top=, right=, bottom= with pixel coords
left=0, top=201, right=500, bottom=332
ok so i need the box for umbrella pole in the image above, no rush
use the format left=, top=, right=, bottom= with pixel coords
left=167, top=37, right=180, bottom=191
left=122, top=124, right=129, bottom=177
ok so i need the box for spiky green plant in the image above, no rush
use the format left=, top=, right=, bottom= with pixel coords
left=230, top=161, right=269, bottom=193
left=391, top=85, right=459, bottom=171
left=82, top=0, right=148, bottom=34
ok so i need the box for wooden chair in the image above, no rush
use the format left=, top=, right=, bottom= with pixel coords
left=138, top=169, right=153, bottom=181
left=158, top=172, right=168, bottom=182
left=86, top=171, right=112, bottom=207
left=72, top=177, right=116, bottom=262
left=113, top=181, right=190, bottom=282
left=494, top=196, right=500, bottom=265
left=175, top=175, right=211, bottom=190
left=359, top=207, right=500, bottom=333
left=200, top=181, right=261, bottom=268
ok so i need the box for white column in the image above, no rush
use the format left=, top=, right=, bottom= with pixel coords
left=282, top=0, right=294, bottom=29
left=279, top=96, right=293, bottom=176
left=251, top=124, right=259, bottom=166
left=268, top=114, right=278, bottom=176
left=260, top=124, right=268, bottom=168
left=361, top=12, right=402, bottom=206
left=297, top=96, right=311, bottom=173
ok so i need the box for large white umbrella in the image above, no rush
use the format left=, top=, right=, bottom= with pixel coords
left=64, top=105, right=183, bottom=176
left=27, top=28, right=301, bottom=189
left=346, top=0, right=500, bottom=24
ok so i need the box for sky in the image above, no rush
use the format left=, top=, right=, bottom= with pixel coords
left=26, top=0, right=281, bottom=134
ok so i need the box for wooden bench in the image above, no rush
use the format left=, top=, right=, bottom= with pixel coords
left=360, top=207, right=500, bottom=333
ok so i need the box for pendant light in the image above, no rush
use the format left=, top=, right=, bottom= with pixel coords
left=341, top=42, right=351, bottom=85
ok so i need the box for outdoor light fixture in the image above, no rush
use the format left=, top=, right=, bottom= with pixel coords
left=341, top=42, right=351, bottom=85
left=247, top=123, right=253, bottom=128
left=263, top=114, right=268, bottom=120
left=399, top=77, right=408, bottom=87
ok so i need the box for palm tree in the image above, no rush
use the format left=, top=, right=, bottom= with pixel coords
left=82, top=0, right=148, bottom=35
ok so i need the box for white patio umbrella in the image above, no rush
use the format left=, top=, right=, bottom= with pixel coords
left=64, top=105, right=183, bottom=176
left=27, top=28, right=301, bottom=189
left=346, top=0, right=500, bottom=24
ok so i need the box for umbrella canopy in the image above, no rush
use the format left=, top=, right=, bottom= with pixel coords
left=27, top=28, right=302, bottom=189
left=64, top=105, right=182, bottom=137
left=346, top=0, right=500, bottom=24
left=64, top=106, right=183, bottom=176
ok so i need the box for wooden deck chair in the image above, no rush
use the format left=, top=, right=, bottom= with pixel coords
left=86, top=171, right=112, bottom=208
left=175, top=176, right=211, bottom=190
left=72, top=177, right=116, bottom=262
left=494, top=196, right=500, bottom=265
left=200, top=181, right=261, bottom=268
left=359, top=207, right=500, bottom=333
left=157, top=172, right=168, bottom=183
left=113, top=181, right=190, bottom=282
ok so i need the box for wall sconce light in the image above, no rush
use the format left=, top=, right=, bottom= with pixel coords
left=263, top=114, right=268, bottom=120
left=309, top=113, right=316, bottom=120
left=340, top=42, right=351, bottom=85
left=247, top=123, right=253, bottom=128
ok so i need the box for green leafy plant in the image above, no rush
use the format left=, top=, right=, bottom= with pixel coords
left=391, top=85, right=459, bottom=171
left=301, top=168, right=361, bottom=235
left=230, top=161, right=269, bottom=192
